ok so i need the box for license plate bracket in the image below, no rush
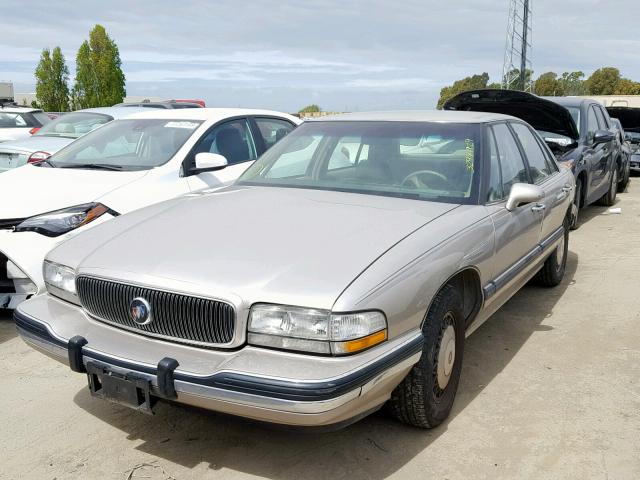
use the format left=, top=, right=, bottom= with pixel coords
left=86, top=362, right=154, bottom=414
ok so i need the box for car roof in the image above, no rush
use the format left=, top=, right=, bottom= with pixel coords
left=75, top=107, right=149, bottom=119
left=542, top=96, right=592, bottom=108
left=313, top=110, right=515, bottom=123
left=123, top=108, right=300, bottom=123
left=0, top=104, right=43, bottom=113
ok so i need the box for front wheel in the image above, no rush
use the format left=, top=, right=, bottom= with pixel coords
left=618, top=163, right=630, bottom=192
left=387, top=284, right=465, bottom=428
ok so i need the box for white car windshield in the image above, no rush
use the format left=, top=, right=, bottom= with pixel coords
left=239, top=121, right=481, bottom=204
left=49, top=118, right=202, bottom=170
left=36, top=112, right=113, bottom=138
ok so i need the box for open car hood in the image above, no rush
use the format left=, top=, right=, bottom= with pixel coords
left=443, top=89, right=579, bottom=142
left=606, top=107, right=640, bottom=133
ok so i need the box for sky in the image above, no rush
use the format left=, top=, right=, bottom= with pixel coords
left=1, top=0, right=639, bottom=112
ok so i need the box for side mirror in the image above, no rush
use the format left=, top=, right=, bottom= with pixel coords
left=192, top=152, right=228, bottom=174
left=593, top=130, right=614, bottom=145
left=506, top=183, right=544, bottom=212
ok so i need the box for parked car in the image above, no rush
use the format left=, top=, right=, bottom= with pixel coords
left=113, top=100, right=203, bottom=109
left=606, top=106, right=640, bottom=174
left=609, top=118, right=631, bottom=190
left=444, top=90, right=620, bottom=228
left=0, top=108, right=300, bottom=309
left=15, top=111, right=573, bottom=429
left=0, top=102, right=51, bottom=143
left=0, top=107, right=147, bottom=172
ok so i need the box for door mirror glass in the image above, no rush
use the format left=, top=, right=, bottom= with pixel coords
left=194, top=152, right=228, bottom=172
left=506, top=183, right=544, bottom=211
left=593, top=130, right=614, bottom=145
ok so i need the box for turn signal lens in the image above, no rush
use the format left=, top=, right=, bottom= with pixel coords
left=331, top=329, right=388, bottom=355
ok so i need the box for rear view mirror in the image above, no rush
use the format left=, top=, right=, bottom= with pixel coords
left=193, top=152, right=228, bottom=173
left=593, top=130, right=615, bottom=145
left=506, top=183, right=544, bottom=211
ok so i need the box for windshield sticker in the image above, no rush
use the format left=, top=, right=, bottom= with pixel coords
left=164, top=121, right=199, bottom=129
left=465, top=139, right=474, bottom=171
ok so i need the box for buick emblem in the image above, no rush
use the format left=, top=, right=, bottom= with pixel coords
left=130, top=297, right=152, bottom=325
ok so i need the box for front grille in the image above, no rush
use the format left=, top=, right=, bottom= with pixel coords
left=76, top=276, right=236, bottom=347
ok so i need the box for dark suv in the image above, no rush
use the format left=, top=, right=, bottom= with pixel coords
left=444, top=90, right=620, bottom=228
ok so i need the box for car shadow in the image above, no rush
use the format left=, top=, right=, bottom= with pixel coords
left=0, top=309, right=17, bottom=344
left=577, top=199, right=619, bottom=227
left=72, top=252, right=578, bottom=479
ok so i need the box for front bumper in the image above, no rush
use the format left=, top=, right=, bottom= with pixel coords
left=15, top=294, right=423, bottom=428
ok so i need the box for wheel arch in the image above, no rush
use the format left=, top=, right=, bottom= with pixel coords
left=421, top=267, right=483, bottom=331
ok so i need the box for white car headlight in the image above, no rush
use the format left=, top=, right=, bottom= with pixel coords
left=15, top=203, right=111, bottom=237
left=248, top=304, right=387, bottom=355
left=43, top=260, right=79, bottom=305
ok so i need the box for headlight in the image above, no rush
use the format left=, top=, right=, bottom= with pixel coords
left=43, top=260, right=79, bottom=305
left=248, top=304, right=387, bottom=355
left=15, top=203, right=111, bottom=237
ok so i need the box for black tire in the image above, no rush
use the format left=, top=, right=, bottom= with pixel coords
left=598, top=166, right=618, bottom=206
left=617, top=164, right=630, bottom=193
left=570, top=179, right=582, bottom=230
left=536, top=215, right=569, bottom=287
left=387, top=284, right=465, bottom=428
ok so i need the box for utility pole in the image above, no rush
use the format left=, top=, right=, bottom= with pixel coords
left=502, top=0, right=533, bottom=92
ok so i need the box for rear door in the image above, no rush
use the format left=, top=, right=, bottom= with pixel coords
left=484, top=123, right=543, bottom=302
left=510, top=122, right=569, bottom=242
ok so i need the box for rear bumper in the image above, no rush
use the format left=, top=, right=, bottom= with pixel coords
left=15, top=299, right=423, bottom=428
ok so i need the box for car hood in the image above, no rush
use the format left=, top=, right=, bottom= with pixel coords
left=443, top=89, right=580, bottom=141
left=69, top=186, right=460, bottom=309
left=606, top=107, right=640, bottom=133
left=0, top=165, right=149, bottom=218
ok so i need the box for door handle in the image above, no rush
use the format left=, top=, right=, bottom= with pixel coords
left=531, top=203, right=546, bottom=213
left=562, top=184, right=572, bottom=193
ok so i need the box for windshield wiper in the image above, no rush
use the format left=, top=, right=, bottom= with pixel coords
left=58, top=163, right=124, bottom=171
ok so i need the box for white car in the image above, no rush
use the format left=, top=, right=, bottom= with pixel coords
left=0, top=104, right=52, bottom=143
left=0, top=108, right=300, bottom=308
left=0, top=107, right=147, bottom=172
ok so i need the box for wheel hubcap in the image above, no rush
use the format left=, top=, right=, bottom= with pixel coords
left=437, top=316, right=456, bottom=390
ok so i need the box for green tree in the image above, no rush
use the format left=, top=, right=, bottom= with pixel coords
left=34, top=47, right=70, bottom=111
left=436, top=72, right=490, bottom=109
left=614, top=78, right=640, bottom=95
left=558, top=71, right=586, bottom=96
left=72, top=24, right=126, bottom=108
left=534, top=72, right=564, bottom=96
left=298, top=104, right=321, bottom=114
left=585, top=67, right=621, bottom=95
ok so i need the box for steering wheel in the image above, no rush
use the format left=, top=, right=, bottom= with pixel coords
left=401, top=170, right=450, bottom=190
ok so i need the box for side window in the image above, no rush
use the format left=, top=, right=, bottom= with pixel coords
left=328, top=136, right=369, bottom=170
left=254, top=117, right=295, bottom=151
left=492, top=123, right=529, bottom=196
left=511, top=123, right=552, bottom=184
left=193, top=119, right=257, bottom=165
left=587, top=107, right=599, bottom=139
left=595, top=107, right=610, bottom=129
left=486, top=128, right=504, bottom=202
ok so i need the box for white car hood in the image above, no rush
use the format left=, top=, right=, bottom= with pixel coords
left=0, top=165, right=149, bottom=218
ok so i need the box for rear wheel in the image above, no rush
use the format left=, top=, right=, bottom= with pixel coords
left=599, top=167, right=618, bottom=206
left=387, top=284, right=465, bottom=428
left=536, top=215, right=569, bottom=287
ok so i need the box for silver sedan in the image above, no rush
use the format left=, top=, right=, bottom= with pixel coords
left=16, top=110, right=574, bottom=429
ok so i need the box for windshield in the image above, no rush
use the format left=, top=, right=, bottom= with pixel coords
left=49, top=118, right=202, bottom=170
left=238, top=121, right=481, bottom=204
left=36, top=112, right=112, bottom=138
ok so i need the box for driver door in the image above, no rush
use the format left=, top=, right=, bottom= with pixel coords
left=186, top=118, right=258, bottom=191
